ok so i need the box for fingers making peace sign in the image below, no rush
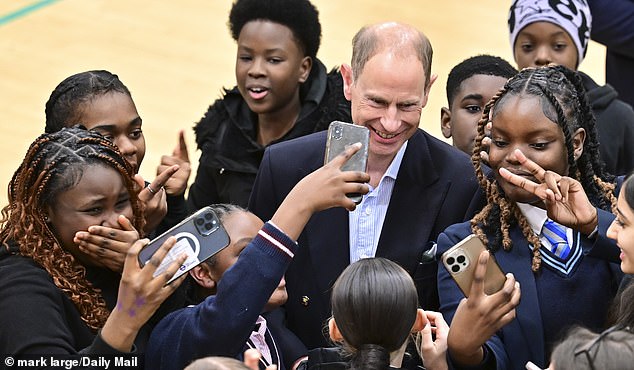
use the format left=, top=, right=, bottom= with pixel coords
left=498, top=149, right=598, bottom=234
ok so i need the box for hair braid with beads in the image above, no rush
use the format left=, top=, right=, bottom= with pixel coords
left=0, top=127, right=143, bottom=330
left=470, top=65, right=616, bottom=272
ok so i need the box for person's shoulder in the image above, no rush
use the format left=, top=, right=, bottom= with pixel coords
left=268, top=131, right=327, bottom=155
left=0, top=253, right=51, bottom=282
left=409, top=129, right=474, bottom=167
left=193, top=87, right=243, bottom=149
left=436, top=221, right=473, bottom=254
left=0, top=253, right=66, bottom=308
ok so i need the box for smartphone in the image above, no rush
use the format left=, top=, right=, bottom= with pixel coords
left=324, top=121, right=370, bottom=204
left=441, top=234, right=506, bottom=297
left=138, top=207, right=230, bottom=284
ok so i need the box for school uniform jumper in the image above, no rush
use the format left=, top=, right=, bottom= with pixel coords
left=437, top=207, right=623, bottom=370
left=145, top=222, right=306, bottom=370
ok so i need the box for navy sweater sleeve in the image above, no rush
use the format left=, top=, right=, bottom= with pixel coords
left=145, top=222, right=298, bottom=370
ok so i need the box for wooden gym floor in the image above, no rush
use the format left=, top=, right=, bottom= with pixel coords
left=0, top=0, right=606, bottom=207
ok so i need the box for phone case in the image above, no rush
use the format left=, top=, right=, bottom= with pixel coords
left=324, top=121, right=370, bottom=203
left=441, top=234, right=506, bottom=297
left=138, top=207, right=230, bottom=284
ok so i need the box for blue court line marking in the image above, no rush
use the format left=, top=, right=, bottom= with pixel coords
left=0, top=0, right=61, bottom=27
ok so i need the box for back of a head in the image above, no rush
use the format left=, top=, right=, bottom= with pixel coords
left=550, top=326, right=634, bottom=370
left=44, top=70, right=131, bottom=134
left=228, top=0, right=321, bottom=59
left=331, top=257, right=418, bottom=370
left=350, top=22, right=433, bottom=89
left=184, top=356, right=251, bottom=370
left=446, top=55, right=517, bottom=107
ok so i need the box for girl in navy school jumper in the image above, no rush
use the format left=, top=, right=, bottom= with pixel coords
left=436, top=65, right=623, bottom=370
left=145, top=144, right=370, bottom=370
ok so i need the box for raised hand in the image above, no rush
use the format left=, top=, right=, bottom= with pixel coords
left=243, top=348, right=278, bottom=370
left=416, top=310, right=449, bottom=370
left=272, top=143, right=370, bottom=240
left=157, top=130, right=191, bottom=197
left=100, top=236, right=187, bottom=352
left=135, top=164, right=179, bottom=233
left=447, top=250, right=520, bottom=366
left=498, top=148, right=597, bottom=234
left=75, top=215, right=139, bottom=273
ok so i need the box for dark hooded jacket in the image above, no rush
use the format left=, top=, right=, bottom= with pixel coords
left=188, top=59, right=351, bottom=210
left=580, top=72, right=634, bottom=176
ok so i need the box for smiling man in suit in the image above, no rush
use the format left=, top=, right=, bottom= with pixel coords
left=249, top=21, right=484, bottom=350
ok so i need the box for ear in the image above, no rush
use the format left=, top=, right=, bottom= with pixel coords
left=298, top=56, right=313, bottom=83
left=411, top=309, right=427, bottom=333
left=189, top=264, right=217, bottom=290
left=340, top=63, right=354, bottom=102
left=420, top=73, right=438, bottom=108
left=440, top=107, right=452, bottom=139
left=572, top=128, right=586, bottom=161
left=328, top=317, right=344, bottom=342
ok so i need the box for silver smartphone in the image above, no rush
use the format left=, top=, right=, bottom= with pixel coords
left=138, top=207, right=230, bottom=284
left=324, top=121, right=370, bottom=204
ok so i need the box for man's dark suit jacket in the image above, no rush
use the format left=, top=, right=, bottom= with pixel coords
left=248, top=129, right=485, bottom=349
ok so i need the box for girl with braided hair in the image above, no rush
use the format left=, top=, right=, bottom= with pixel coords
left=436, top=65, right=623, bottom=370
left=45, top=70, right=191, bottom=273
left=0, top=127, right=187, bottom=360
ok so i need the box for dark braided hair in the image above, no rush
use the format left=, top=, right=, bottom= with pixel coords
left=228, top=0, right=321, bottom=59
left=0, top=127, right=143, bottom=330
left=45, top=70, right=131, bottom=134
left=470, top=65, right=616, bottom=272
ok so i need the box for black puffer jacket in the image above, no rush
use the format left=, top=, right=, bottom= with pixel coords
left=581, top=72, right=634, bottom=176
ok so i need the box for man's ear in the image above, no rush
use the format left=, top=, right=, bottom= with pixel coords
left=411, top=308, right=427, bottom=333
left=340, top=64, right=354, bottom=102
left=440, top=107, right=452, bottom=139
left=572, top=127, right=586, bottom=161
left=189, top=264, right=216, bottom=290
left=420, top=73, right=438, bottom=108
left=298, top=56, right=313, bottom=83
left=328, top=317, right=344, bottom=342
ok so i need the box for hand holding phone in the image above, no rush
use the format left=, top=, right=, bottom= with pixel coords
left=138, top=207, right=230, bottom=284
left=324, top=121, right=369, bottom=204
left=441, top=234, right=506, bottom=297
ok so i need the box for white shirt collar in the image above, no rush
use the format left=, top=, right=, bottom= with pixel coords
left=516, top=202, right=548, bottom=235
left=383, top=141, right=408, bottom=181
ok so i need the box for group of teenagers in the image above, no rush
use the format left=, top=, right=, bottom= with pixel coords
left=3, top=0, right=634, bottom=369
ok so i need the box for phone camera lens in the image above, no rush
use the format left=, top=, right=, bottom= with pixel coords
left=195, top=218, right=205, bottom=226
left=204, top=213, right=213, bottom=220
left=204, top=223, right=213, bottom=231
left=451, top=265, right=460, bottom=273
left=446, top=257, right=455, bottom=265
left=457, top=255, right=466, bottom=264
